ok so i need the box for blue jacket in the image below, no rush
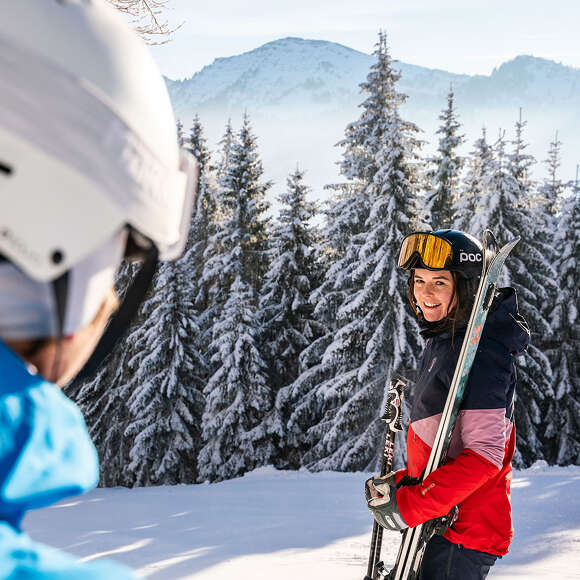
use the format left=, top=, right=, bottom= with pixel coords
left=0, top=341, right=138, bottom=579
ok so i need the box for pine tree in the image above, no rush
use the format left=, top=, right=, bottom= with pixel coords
left=216, top=119, right=235, bottom=180
left=198, top=276, right=274, bottom=482
left=467, top=130, right=556, bottom=466
left=257, top=169, right=325, bottom=468
left=284, top=32, right=423, bottom=473
left=545, top=168, right=580, bottom=464
left=424, top=87, right=465, bottom=229
left=176, top=119, right=184, bottom=147
left=183, top=115, right=217, bottom=351
left=200, top=120, right=239, bottom=347
left=539, top=132, right=564, bottom=220
left=223, top=112, right=271, bottom=292
left=73, top=262, right=138, bottom=487
left=187, top=114, right=211, bottom=170
left=200, top=115, right=271, bottom=325
left=124, top=259, right=206, bottom=486
left=259, top=168, right=323, bottom=391
left=309, top=30, right=410, bottom=321
left=509, top=109, right=536, bottom=201
left=198, top=114, right=275, bottom=481
left=456, top=128, right=493, bottom=233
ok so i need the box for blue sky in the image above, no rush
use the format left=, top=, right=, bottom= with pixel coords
left=151, top=0, right=580, bottom=80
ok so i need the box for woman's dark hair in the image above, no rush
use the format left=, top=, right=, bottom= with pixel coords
left=408, top=271, right=479, bottom=335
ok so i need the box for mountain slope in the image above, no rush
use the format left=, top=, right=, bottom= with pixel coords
left=166, top=38, right=580, bottom=199
left=168, top=37, right=472, bottom=114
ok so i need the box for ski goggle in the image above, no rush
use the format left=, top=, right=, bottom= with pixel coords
left=398, top=233, right=453, bottom=270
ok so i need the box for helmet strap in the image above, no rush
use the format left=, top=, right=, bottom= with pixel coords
left=74, top=243, right=159, bottom=383
left=50, top=271, right=69, bottom=383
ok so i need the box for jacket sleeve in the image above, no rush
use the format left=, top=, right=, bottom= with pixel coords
left=397, top=337, right=513, bottom=527
left=395, top=468, right=409, bottom=484
left=396, top=449, right=499, bottom=527
left=0, top=362, right=99, bottom=528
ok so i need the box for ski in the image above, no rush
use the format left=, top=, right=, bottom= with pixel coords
left=365, top=377, right=407, bottom=580
left=376, top=231, right=520, bottom=580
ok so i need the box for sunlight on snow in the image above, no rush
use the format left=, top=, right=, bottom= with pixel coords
left=81, top=538, right=152, bottom=562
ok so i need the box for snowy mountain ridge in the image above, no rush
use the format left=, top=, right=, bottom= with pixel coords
left=167, top=37, right=579, bottom=115
left=165, top=37, right=580, bottom=200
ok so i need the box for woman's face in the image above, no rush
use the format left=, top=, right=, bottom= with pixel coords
left=413, top=269, right=456, bottom=322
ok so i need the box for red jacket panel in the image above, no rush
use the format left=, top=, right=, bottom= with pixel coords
left=396, top=423, right=516, bottom=555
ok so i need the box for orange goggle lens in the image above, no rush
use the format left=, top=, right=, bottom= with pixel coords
left=398, top=233, right=453, bottom=270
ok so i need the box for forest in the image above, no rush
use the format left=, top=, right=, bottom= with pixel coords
left=70, top=32, right=580, bottom=486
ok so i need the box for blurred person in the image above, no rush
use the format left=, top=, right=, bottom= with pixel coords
left=0, top=1, right=198, bottom=577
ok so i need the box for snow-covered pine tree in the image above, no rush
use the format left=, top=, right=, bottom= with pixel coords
left=285, top=30, right=400, bottom=393
left=544, top=168, right=580, bottom=464
left=200, top=115, right=270, bottom=332
left=314, top=26, right=407, bottom=307
left=424, top=87, right=465, bottom=229
left=509, top=109, right=536, bottom=203
left=198, top=113, right=275, bottom=481
left=176, top=119, right=184, bottom=147
left=468, top=130, right=555, bottom=466
left=216, top=119, right=235, bottom=180
left=199, top=120, right=238, bottom=348
left=187, top=114, right=211, bottom=170
left=259, top=168, right=323, bottom=391
left=198, top=275, right=275, bottom=482
left=284, top=32, right=422, bottom=473
left=538, top=132, right=565, bottom=221
left=105, top=126, right=210, bottom=486
left=182, top=115, right=217, bottom=353
left=124, top=258, right=206, bottom=486
left=509, top=115, right=557, bottom=366
left=224, top=112, right=271, bottom=292
left=257, top=168, right=325, bottom=468
left=455, top=128, right=493, bottom=232
left=73, top=262, right=138, bottom=487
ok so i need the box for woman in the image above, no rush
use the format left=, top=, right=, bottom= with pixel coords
left=366, top=230, right=530, bottom=579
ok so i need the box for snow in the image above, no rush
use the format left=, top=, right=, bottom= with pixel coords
left=24, top=463, right=580, bottom=579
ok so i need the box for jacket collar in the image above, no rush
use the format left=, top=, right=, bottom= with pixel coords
left=0, top=340, right=45, bottom=394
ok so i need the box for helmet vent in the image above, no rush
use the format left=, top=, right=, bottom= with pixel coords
left=51, top=250, right=65, bottom=265
left=0, top=161, right=13, bottom=176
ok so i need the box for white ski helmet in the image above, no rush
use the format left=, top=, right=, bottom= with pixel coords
left=0, top=0, right=198, bottom=341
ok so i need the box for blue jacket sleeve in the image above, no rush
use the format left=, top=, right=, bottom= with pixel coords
left=0, top=344, right=99, bottom=528
left=0, top=522, right=140, bottom=579
left=0, top=343, right=140, bottom=578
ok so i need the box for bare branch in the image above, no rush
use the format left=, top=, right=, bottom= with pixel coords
left=107, top=0, right=182, bottom=45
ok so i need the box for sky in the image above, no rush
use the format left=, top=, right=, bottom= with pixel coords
left=151, top=0, right=580, bottom=80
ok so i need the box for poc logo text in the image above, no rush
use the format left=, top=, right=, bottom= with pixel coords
left=459, top=251, right=482, bottom=263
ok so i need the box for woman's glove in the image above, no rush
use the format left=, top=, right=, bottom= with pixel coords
left=365, top=473, right=409, bottom=531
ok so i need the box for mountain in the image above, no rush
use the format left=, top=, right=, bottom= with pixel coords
left=166, top=38, right=580, bottom=202
left=168, top=37, right=467, bottom=113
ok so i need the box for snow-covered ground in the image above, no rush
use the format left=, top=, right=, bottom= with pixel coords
left=25, top=462, right=580, bottom=579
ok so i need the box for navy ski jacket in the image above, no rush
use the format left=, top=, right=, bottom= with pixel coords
left=396, top=287, right=530, bottom=555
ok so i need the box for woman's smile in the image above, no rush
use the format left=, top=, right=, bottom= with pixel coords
left=413, top=269, right=457, bottom=322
